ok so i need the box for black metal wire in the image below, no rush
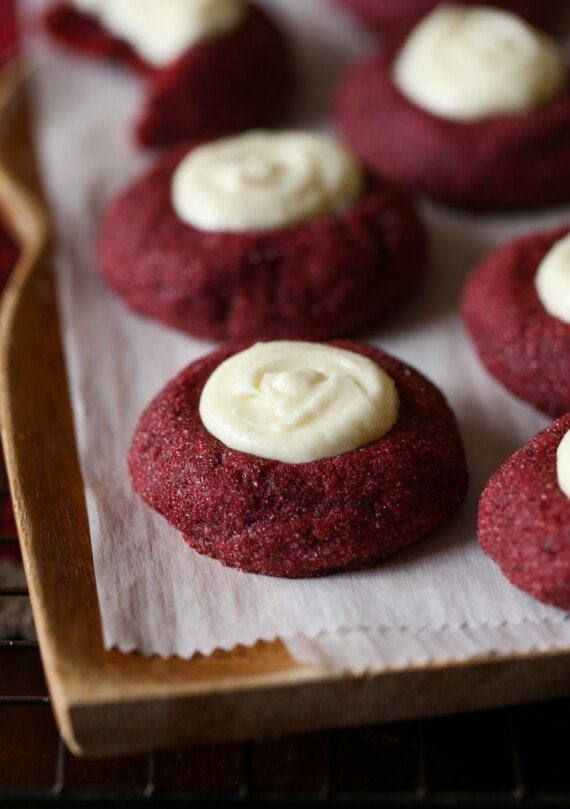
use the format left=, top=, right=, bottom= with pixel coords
left=508, top=709, right=527, bottom=801
left=0, top=695, right=50, bottom=705
left=415, top=720, right=428, bottom=801
left=144, top=751, right=158, bottom=798
left=1, top=587, right=570, bottom=806
left=0, top=640, right=38, bottom=651
left=53, top=737, right=66, bottom=795
left=239, top=740, right=253, bottom=799
left=319, top=730, right=334, bottom=800
left=1, top=686, right=570, bottom=806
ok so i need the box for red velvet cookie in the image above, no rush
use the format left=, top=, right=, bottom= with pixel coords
left=335, top=37, right=570, bottom=210
left=478, top=414, right=570, bottom=610
left=129, top=341, right=468, bottom=578
left=98, top=144, right=428, bottom=342
left=334, top=0, right=556, bottom=36
left=45, top=3, right=293, bottom=147
left=461, top=226, right=570, bottom=418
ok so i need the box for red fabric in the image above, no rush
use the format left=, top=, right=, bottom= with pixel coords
left=0, top=228, right=19, bottom=557
left=0, top=0, right=18, bottom=64
left=0, top=223, right=18, bottom=292
left=0, top=0, right=21, bottom=556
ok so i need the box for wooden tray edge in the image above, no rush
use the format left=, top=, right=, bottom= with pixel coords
left=1, top=59, right=569, bottom=759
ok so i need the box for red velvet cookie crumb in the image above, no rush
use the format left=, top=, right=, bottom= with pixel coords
left=461, top=226, right=570, bottom=418
left=128, top=341, right=468, bottom=578
left=45, top=3, right=294, bottom=147
left=478, top=414, right=570, bottom=610
left=98, top=144, right=428, bottom=342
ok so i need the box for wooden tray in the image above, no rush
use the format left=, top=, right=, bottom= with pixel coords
left=1, top=59, right=570, bottom=759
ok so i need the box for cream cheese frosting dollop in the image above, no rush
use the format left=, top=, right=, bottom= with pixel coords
left=171, top=131, right=364, bottom=232
left=393, top=5, right=567, bottom=121
left=199, top=341, right=399, bottom=463
left=557, top=429, right=570, bottom=498
left=71, top=0, right=246, bottom=67
left=535, top=233, right=570, bottom=323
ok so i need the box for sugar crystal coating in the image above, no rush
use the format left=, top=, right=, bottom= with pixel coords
left=461, top=225, right=570, bottom=417
left=45, top=2, right=294, bottom=147
left=479, top=414, right=570, bottom=609
left=98, top=144, right=428, bottom=341
left=335, top=35, right=570, bottom=210
left=128, top=341, right=468, bottom=578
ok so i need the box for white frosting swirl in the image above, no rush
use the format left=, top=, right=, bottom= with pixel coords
left=557, top=428, right=570, bottom=498
left=393, top=6, right=566, bottom=121
left=171, top=131, right=364, bottom=232
left=71, top=0, right=246, bottom=67
left=535, top=233, right=570, bottom=323
left=199, top=342, right=399, bottom=463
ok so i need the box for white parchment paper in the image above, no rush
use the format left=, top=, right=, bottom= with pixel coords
left=24, top=0, right=570, bottom=670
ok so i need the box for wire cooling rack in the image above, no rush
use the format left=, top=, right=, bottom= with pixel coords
left=2, top=485, right=570, bottom=809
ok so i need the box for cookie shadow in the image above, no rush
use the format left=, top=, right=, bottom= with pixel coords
left=351, top=405, right=547, bottom=583
left=378, top=202, right=495, bottom=340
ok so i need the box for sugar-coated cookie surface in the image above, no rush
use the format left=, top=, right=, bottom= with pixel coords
left=45, top=2, right=293, bottom=147
left=98, top=144, right=428, bottom=341
left=128, top=341, right=468, bottom=578
left=461, top=226, right=570, bottom=417
left=334, top=0, right=556, bottom=35
left=335, top=31, right=570, bottom=210
left=479, top=414, right=570, bottom=610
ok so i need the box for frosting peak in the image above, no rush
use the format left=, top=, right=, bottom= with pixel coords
left=199, top=342, right=399, bottom=463
left=72, top=0, right=246, bottom=67
left=171, top=131, right=364, bottom=232
left=393, top=5, right=566, bottom=121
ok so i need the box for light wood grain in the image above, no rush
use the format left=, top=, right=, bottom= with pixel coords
left=1, top=59, right=570, bottom=759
